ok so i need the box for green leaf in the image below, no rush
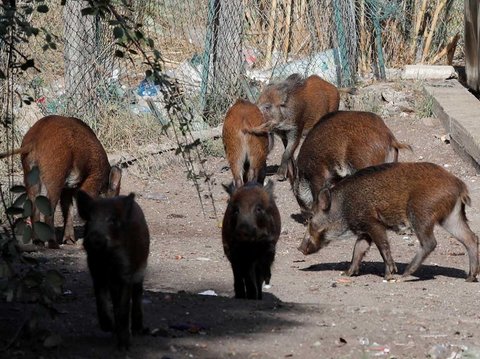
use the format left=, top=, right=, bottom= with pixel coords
left=23, top=199, right=33, bottom=218
left=6, top=207, right=24, bottom=215
left=81, top=7, right=96, bottom=16
left=22, top=225, right=33, bottom=244
left=26, top=166, right=40, bottom=186
left=114, top=49, right=124, bottom=58
left=128, top=48, right=138, bottom=55
left=33, top=221, right=52, bottom=243
left=37, top=4, right=49, bottom=13
left=13, top=193, right=27, bottom=207
left=35, top=195, right=52, bottom=216
left=14, top=218, right=26, bottom=235
left=113, top=26, right=124, bottom=39
left=10, top=185, right=25, bottom=195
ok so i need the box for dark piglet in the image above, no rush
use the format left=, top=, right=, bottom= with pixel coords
left=222, top=99, right=272, bottom=187
left=77, top=191, right=150, bottom=349
left=299, top=162, right=479, bottom=282
left=252, top=73, right=340, bottom=180
left=293, top=111, right=411, bottom=215
left=222, top=181, right=281, bottom=299
left=0, top=115, right=121, bottom=248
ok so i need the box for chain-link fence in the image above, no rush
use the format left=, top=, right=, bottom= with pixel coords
left=1, top=0, right=466, bottom=141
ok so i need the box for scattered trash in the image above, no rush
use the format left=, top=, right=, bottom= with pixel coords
left=263, top=284, right=272, bottom=290
left=434, top=134, right=451, bottom=144
left=167, top=213, right=186, bottom=219
left=366, top=342, right=390, bottom=356
left=272, top=48, right=340, bottom=85
left=137, top=78, right=160, bottom=97
left=198, top=289, right=217, bottom=296
left=336, top=277, right=352, bottom=284
left=63, top=289, right=72, bottom=295
left=196, top=257, right=211, bottom=261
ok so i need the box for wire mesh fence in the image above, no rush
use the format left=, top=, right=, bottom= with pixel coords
left=0, top=0, right=467, bottom=147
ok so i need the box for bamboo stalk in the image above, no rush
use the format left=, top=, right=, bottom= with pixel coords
left=421, top=0, right=448, bottom=63
left=265, top=0, right=278, bottom=68
left=431, top=32, right=460, bottom=64
left=359, top=0, right=368, bottom=75
left=283, top=0, right=293, bottom=61
left=409, top=0, right=428, bottom=61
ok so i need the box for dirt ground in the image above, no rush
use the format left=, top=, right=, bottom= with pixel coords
left=2, top=79, right=480, bottom=359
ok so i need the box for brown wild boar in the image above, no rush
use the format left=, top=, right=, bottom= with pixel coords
left=76, top=190, right=150, bottom=350
left=222, top=99, right=272, bottom=187
left=251, top=73, right=340, bottom=180
left=222, top=181, right=281, bottom=299
left=0, top=115, right=121, bottom=248
left=293, top=111, right=411, bottom=215
left=299, top=162, right=479, bottom=282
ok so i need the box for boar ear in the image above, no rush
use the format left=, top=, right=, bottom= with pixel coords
left=316, top=188, right=331, bottom=212
left=222, top=182, right=236, bottom=197
left=76, top=190, right=93, bottom=220
left=122, top=193, right=135, bottom=221
left=108, top=166, right=122, bottom=197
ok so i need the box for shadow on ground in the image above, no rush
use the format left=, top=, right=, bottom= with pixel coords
left=301, top=260, right=469, bottom=280
left=0, top=249, right=320, bottom=359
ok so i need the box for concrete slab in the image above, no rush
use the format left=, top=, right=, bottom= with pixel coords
left=424, top=80, right=480, bottom=171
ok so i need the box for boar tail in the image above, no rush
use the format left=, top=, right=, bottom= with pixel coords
left=392, top=140, right=413, bottom=152
left=460, top=185, right=472, bottom=207
left=0, top=146, right=28, bottom=159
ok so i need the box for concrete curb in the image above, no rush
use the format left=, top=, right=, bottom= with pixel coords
left=424, top=80, right=480, bottom=171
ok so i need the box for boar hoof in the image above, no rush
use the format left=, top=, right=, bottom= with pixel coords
left=62, top=237, right=76, bottom=245
left=465, top=275, right=478, bottom=283
left=344, top=268, right=359, bottom=277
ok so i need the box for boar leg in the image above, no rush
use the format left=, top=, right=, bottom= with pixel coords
left=278, top=130, right=299, bottom=180
left=245, top=266, right=260, bottom=299
left=232, top=265, right=246, bottom=299
left=368, top=225, right=398, bottom=280
left=441, top=207, right=479, bottom=282
left=60, top=188, right=75, bottom=244
left=44, top=184, right=62, bottom=249
left=403, top=224, right=437, bottom=279
left=92, top=277, right=114, bottom=332
left=346, top=234, right=372, bottom=276
left=111, top=280, right=132, bottom=350
left=131, top=281, right=144, bottom=334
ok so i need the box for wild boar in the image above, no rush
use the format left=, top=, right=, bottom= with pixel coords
left=76, top=191, right=150, bottom=349
left=299, top=162, right=479, bottom=282
left=0, top=115, right=121, bottom=248
left=222, top=181, right=281, bottom=299
left=251, top=73, right=340, bottom=180
left=293, top=111, right=411, bottom=216
left=222, top=99, right=272, bottom=187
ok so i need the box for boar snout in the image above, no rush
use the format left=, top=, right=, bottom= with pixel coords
left=298, top=229, right=325, bottom=255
